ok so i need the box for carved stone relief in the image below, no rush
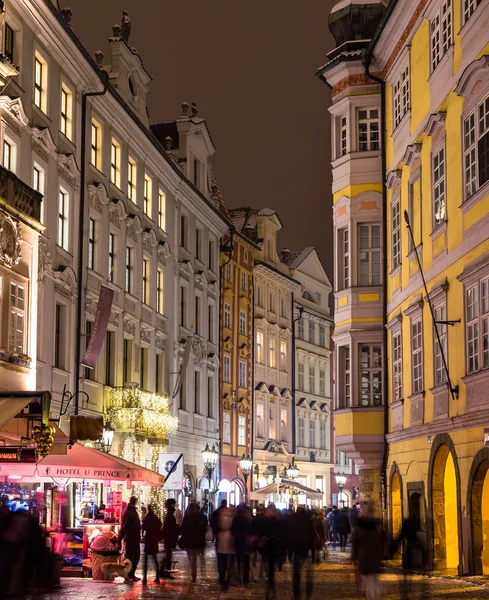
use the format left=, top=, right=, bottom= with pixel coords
left=140, top=325, right=152, bottom=345
left=38, top=236, right=53, bottom=284
left=0, top=215, right=22, bottom=268
left=123, top=316, right=136, bottom=337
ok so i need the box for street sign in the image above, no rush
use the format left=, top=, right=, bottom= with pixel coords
left=159, top=453, right=184, bottom=490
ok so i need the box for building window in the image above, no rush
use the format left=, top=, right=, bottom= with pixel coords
left=257, top=286, right=263, bottom=307
left=143, top=174, right=152, bottom=217
left=319, top=325, right=326, bottom=348
left=298, top=416, right=305, bottom=447
left=280, top=409, right=287, bottom=441
left=207, top=376, right=214, bottom=418
left=105, top=331, right=114, bottom=387
left=280, top=341, right=287, bottom=371
left=180, top=214, right=188, bottom=249
left=226, top=261, right=232, bottom=282
left=320, top=421, right=326, bottom=449
left=127, top=156, right=136, bottom=202
left=412, top=320, right=424, bottom=393
left=298, top=316, right=304, bottom=340
left=54, top=304, right=64, bottom=369
left=241, top=271, right=247, bottom=291
left=393, top=66, right=410, bottom=128
left=431, top=0, right=452, bottom=72
left=343, top=229, right=350, bottom=289
left=357, top=108, right=380, bottom=151
left=257, top=404, right=264, bottom=438
left=434, top=304, right=448, bottom=385
left=142, top=258, right=150, bottom=305
left=156, top=353, right=165, bottom=393
left=8, top=282, right=25, bottom=355
left=269, top=407, right=276, bottom=440
left=208, top=304, right=214, bottom=343
left=238, top=415, right=246, bottom=446
left=158, top=190, right=166, bottom=230
left=110, top=140, right=121, bottom=188
left=309, top=320, right=315, bottom=344
left=359, top=224, right=381, bottom=286
left=33, top=164, right=45, bottom=223
left=269, top=292, right=274, bottom=312
left=90, top=119, right=102, bottom=170
left=239, top=360, right=247, bottom=388
left=125, top=247, right=133, bottom=294
left=34, top=53, right=47, bottom=113
left=195, top=296, right=201, bottom=334
left=208, top=240, right=215, bottom=271
left=58, top=189, right=69, bottom=251
left=393, top=332, right=402, bottom=402
left=298, top=363, right=304, bottom=391
left=224, top=355, right=231, bottom=383
left=360, top=344, right=383, bottom=406
left=464, top=0, right=482, bottom=23
left=309, top=420, right=316, bottom=449
left=464, top=95, right=489, bottom=199
left=309, top=365, right=315, bottom=394
left=319, top=369, right=326, bottom=396
left=392, top=199, right=401, bottom=270
left=340, top=115, right=348, bottom=156
left=180, top=286, right=187, bottom=327
left=108, top=233, right=116, bottom=283
left=268, top=337, right=277, bottom=368
left=280, top=296, right=286, bottom=317
left=60, top=84, right=73, bottom=140
left=257, top=332, right=264, bottom=364
left=267, top=238, right=273, bottom=260
left=157, top=268, right=164, bottom=314
left=88, top=218, right=96, bottom=270
left=224, top=302, right=231, bottom=329
left=195, top=228, right=202, bottom=261
left=239, top=310, right=246, bottom=335
left=194, top=371, right=201, bottom=414
left=433, top=147, right=446, bottom=227
left=5, top=24, right=14, bottom=63
left=223, top=412, right=231, bottom=444
left=344, top=347, right=351, bottom=407
left=123, top=338, right=132, bottom=384
left=3, top=140, right=11, bottom=171
left=466, top=279, right=489, bottom=373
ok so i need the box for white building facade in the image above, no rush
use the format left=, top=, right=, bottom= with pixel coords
left=0, top=0, right=228, bottom=497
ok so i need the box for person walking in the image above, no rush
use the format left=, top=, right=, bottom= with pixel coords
left=351, top=504, right=384, bottom=600
left=180, top=502, right=208, bottom=582
left=289, top=507, right=315, bottom=600
left=260, top=504, right=283, bottom=600
left=214, top=500, right=236, bottom=591
left=141, top=505, right=162, bottom=584
left=337, top=508, right=352, bottom=551
left=161, top=498, right=179, bottom=580
left=231, top=503, right=252, bottom=586
left=117, top=496, right=141, bottom=581
left=311, top=509, right=326, bottom=563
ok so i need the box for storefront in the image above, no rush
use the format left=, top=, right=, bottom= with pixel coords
left=250, top=477, right=323, bottom=509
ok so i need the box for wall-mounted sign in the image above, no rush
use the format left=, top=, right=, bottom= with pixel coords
left=0, top=447, right=36, bottom=462
left=159, top=453, right=184, bottom=491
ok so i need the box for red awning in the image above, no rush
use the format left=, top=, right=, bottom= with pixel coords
left=0, top=443, right=164, bottom=486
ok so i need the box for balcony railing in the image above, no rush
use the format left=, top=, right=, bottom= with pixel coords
left=0, top=165, right=42, bottom=221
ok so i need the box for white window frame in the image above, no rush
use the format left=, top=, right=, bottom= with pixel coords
left=319, top=368, right=326, bottom=396
left=464, top=94, right=489, bottom=201
left=298, top=416, right=305, bottom=447
left=280, top=341, right=287, bottom=371
left=434, top=303, right=448, bottom=385
left=319, top=325, right=326, bottom=348
left=432, top=146, right=446, bottom=227
left=224, top=302, right=232, bottom=329
left=412, top=319, right=424, bottom=393
left=60, top=83, right=73, bottom=140
left=466, top=279, right=489, bottom=374
left=392, top=198, right=401, bottom=270
left=431, top=0, right=452, bottom=72
left=308, top=320, right=315, bottom=344
left=309, top=420, right=316, bottom=449
left=463, top=0, right=482, bottom=23
left=319, top=421, right=326, bottom=449
left=298, top=362, right=304, bottom=392
left=268, top=337, right=276, bottom=368
left=343, top=228, right=350, bottom=289
left=239, top=309, right=246, bottom=336
left=223, top=412, right=231, bottom=444
left=158, top=189, right=166, bottom=230
left=127, top=156, right=137, bottom=202
left=8, top=281, right=25, bottom=354
left=238, top=415, right=246, bottom=446
left=239, top=360, right=247, bottom=388
left=224, top=354, right=231, bottom=383
left=359, top=344, right=383, bottom=406
left=309, top=365, right=315, bottom=394
left=357, top=108, right=380, bottom=151
left=110, top=139, right=121, bottom=188
left=257, top=332, right=264, bottom=364
left=340, top=114, right=348, bottom=157
left=359, top=224, right=381, bottom=286
left=58, top=187, right=69, bottom=251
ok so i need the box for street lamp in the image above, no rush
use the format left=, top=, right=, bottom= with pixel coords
left=335, top=472, right=347, bottom=507
left=239, top=453, right=252, bottom=503
left=94, top=422, right=114, bottom=453
left=286, top=457, right=299, bottom=479
left=202, top=443, right=219, bottom=488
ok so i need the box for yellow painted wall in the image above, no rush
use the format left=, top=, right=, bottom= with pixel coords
left=391, top=472, right=403, bottom=552
left=444, top=453, right=460, bottom=569
left=337, top=295, right=348, bottom=307
left=333, top=182, right=382, bottom=205
left=482, top=471, right=489, bottom=575
left=359, top=293, right=380, bottom=302
left=335, top=410, right=384, bottom=437
left=410, top=19, right=431, bottom=134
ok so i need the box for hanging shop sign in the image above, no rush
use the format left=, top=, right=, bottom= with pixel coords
left=81, top=285, right=114, bottom=369
left=159, top=453, right=184, bottom=491
left=0, top=447, right=36, bottom=462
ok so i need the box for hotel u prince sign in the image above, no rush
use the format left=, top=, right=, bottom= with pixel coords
left=37, top=466, right=130, bottom=479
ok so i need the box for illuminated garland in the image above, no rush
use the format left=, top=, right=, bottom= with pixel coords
left=149, top=442, right=166, bottom=520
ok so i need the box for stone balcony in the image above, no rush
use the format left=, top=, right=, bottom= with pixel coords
left=0, top=164, right=42, bottom=221
left=334, top=406, right=384, bottom=469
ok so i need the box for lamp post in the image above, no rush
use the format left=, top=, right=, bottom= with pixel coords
left=335, top=472, right=347, bottom=507
left=94, top=422, right=115, bottom=453
left=202, top=443, right=219, bottom=503
left=238, top=453, right=252, bottom=504
left=286, top=457, right=299, bottom=479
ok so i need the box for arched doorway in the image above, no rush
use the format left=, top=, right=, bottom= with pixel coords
left=469, top=449, right=489, bottom=575
left=431, top=444, right=460, bottom=569
left=391, top=470, right=402, bottom=559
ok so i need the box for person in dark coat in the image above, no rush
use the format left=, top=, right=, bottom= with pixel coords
left=337, top=508, right=352, bottom=551
left=117, top=496, right=141, bottom=581
left=231, top=503, right=252, bottom=585
left=289, top=507, right=315, bottom=600
left=351, top=505, right=384, bottom=600
left=180, top=503, right=208, bottom=582
left=328, top=506, right=340, bottom=548
left=161, top=498, right=179, bottom=579
left=260, top=504, right=283, bottom=600
left=142, top=505, right=162, bottom=584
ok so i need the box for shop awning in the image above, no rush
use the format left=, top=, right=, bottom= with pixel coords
left=250, top=478, right=323, bottom=500
left=0, top=443, right=164, bottom=487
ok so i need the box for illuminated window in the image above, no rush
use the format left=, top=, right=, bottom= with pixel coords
left=433, top=147, right=446, bottom=227
left=34, top=53, right=47, bottom=113
left=60, top=84, right=73, bottom=140
left=157, top=268, right=164, bottom=314
left=58, top=188, right=69, bottom=251
left=88, top=218, right=96, bottom=270
left=5, top=24, right=14, bottom=63
left=257, top=332, right=264, bottom=364
left=280, top=341, right=287, bottom=371
left=127, top=156, right=136, bottom=202
left=108, top=233, right=116, bottom=283
left=238, top=415, right=246, bottom=446
left=91, top=119, right=102, bottom=170
left=360, top=344, right=383, bottom=405
left=142, top=258, right=150, bottom=304
left=357, top=108, right=380, bottom=151
left=144, top=174, right=152, bottom=216
left=158, top=190, right=166, bottom=230
left=110, top=140, right=121, bottom=187
left=9, top=282, right=25, bottom=354
left=268, top=337, right=276, bottom=368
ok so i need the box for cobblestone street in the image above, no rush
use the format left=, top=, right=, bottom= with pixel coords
left=34, top=546, right=489, bottom=600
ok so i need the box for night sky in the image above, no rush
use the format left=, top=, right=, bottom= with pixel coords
left=65, top=0, right=336, bottom=276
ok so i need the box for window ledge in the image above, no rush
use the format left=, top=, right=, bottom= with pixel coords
left=408, top=391, right=425, bottom=402
left=55, top=245, right=73, bottom=259
left=390, top=398, right=404, bottom=407
left=461, top=368, right=489, bottom=386
left=88, top=163, right=105, bottom=179
left=389, top=264, right=401, bottom=278
left=109, top=181, right=123, bottom=197
left=407, top=243, right=422, bottom=262
left=32, top=103, right=51, bottom=123
left=460, top=182, right=489, bottom=213
left=392, top=110, right=410, bottom=136
left=458, top=1, right=487, bottom=38
left=428, top=46, right=453, bottom=83
left=430, top=220, right=447, bottom=240
left=59, top=132, right=75, bottom=151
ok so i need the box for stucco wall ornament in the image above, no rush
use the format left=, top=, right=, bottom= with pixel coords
left=0, top=215, right=22, bottom=268
left=38, top=236, right=53, bottom=283
left=157, top=241, right=171, bottom=265
left=126, top=214, right=143, bottom=242
left=155, top=334, right=166, bottom=352
left=88, top=183, right=110, bottom=214
left=192, top=335, right=206, bottom=364
left=53, top=267, right=77, bottom=303
left=140, top=325, right=152, bottom=345
left=142, top=229, right=158, bottom=254
left=123, top=316, right=136, bottom=337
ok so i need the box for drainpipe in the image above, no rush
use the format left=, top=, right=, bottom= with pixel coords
left=74, top=71, right=109, bottom=414
left=291, top=292, right=296, bottom=455
left=362, top=51, right=389, bottom=513
left=250, top=271, right=255, bottom=498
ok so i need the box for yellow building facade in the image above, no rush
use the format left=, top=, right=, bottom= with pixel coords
left=318, top=0, right=489, bottom=575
